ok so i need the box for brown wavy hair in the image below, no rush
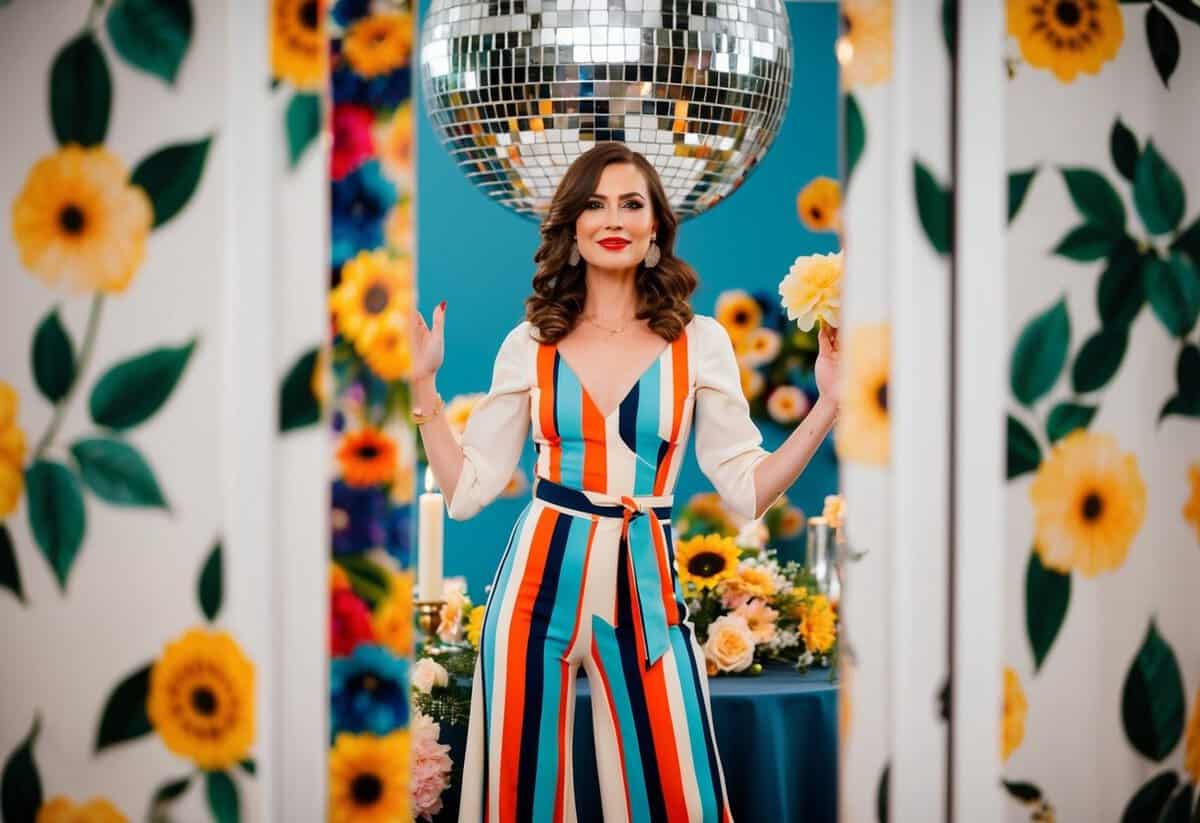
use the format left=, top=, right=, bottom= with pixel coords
left=525, top=143, right=697, bottom=344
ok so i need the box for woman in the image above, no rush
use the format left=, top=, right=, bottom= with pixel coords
left=410, top=143, right=840, bottom=823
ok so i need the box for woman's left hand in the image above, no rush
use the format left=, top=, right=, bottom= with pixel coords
left=814, top=323, right=840, bottom=411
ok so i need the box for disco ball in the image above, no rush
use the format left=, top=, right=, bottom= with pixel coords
left=419, top=0, right=793, bottom=221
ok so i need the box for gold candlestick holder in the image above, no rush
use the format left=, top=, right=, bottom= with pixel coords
left=414, top=599, right=454, bottom=655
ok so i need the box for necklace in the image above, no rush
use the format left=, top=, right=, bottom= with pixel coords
left=582, top=313, right=632, bottom=335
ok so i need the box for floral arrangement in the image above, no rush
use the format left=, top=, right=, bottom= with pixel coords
left=675, top=527, right=837, bottom=676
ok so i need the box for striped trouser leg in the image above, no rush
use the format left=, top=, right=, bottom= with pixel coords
left=582, top=537, right=733, bottom=823
left=463, top=503, right=597, bottom=823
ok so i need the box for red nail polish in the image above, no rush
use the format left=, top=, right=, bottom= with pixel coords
left=439, top=300, right=447, bottom=312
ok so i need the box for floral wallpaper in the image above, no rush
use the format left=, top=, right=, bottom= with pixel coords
left=1002, top=0, right=1200, bottom=819
left=834, top=0, right=899, bottom=820
left=315, top=1, right=420, bottom=820
left=1, top=1, right=259, bottom=821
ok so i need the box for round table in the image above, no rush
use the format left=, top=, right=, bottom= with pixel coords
left=433, top=666, right=838, bottom=822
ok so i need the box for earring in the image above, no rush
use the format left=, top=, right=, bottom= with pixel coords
left=644, top=236, right=660, bottom=268
left=568, top=240, right=581, bottom=266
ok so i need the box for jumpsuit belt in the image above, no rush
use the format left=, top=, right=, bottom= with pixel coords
left=533, top=477, right=679, bottom=670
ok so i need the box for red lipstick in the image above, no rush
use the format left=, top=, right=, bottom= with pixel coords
left=597, top=238, right=631, bottom=250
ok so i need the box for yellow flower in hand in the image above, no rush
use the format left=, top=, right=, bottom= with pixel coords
left=779, top=251, right=842, bottom=332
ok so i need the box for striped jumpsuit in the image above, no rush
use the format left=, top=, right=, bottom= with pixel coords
left=446, top=314, right=772, bottom=823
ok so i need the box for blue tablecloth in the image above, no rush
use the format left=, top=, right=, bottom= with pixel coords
left=432, top=666, right=838, bottom=822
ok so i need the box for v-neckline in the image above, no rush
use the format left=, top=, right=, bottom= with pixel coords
left=554, top=340, right=672, bottom=420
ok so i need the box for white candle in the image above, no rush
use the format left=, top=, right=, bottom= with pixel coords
left=417, top=467, right=444, bottom=601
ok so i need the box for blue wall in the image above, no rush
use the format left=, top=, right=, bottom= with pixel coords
left=415, top=1, right=840, bottom=601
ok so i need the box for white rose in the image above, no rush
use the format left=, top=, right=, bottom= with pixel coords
left=411, top=658, right=450, bottom=693
left=703, top=615, right=756, bottom=673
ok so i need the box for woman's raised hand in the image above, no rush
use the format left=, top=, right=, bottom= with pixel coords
left=410, top=301, right=446, bottom=382
left=814, top=322, right=840, bottom=410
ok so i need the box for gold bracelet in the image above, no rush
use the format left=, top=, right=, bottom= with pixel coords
left=411, top=393, right=444, bottom=425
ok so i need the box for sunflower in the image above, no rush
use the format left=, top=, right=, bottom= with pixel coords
left=738, top=327, right=782, bottom=368
left=12, top=146, right=152, bottom=294
left=330, top=250, right=413, bottom=347
left=1185, top=689, right=1200, bottom=783
left=1007, top=0, right=1123, bottom=83
left=1183, top=463, right=1200, bottom=543
left=799, top=594, right=837, bottom=653
left=839, top=0, right=893, bottom=89
left=836, top=323, right=890, bottom=465
left=0, top=382, right=26, bottom=518
left=342, top=12, right=414, bottom=78
left=466, top=605, right=486, bottom=648
left=796, top=176, right=842, bottom=232
left=779, top=251, right=842, bottom=332
left=358, top=314, right=411, bottom=381
left=337, top=427, right=398, bottom=487
left=1001, top=666, right=1027, bottom=761
left=1030, top=430, right=1146, bottom=578
left=146, top=628, right=256, bottom=770
left=714, top=290, right=762, bottom=345
left=766, top=386, right=809, bottom=424
left=271, top=0, right=325, bottom=88
left=372, top=573, right=414, bottom=657
left=36, top=797, right=128, bottom=823
left=329, top=731, right=410, bottom=823
left=675, top=534, right=741, bottom=590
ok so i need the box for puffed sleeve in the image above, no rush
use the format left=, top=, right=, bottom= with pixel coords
left=444, top=322, right=532, bottom=521
left=692, top=315, right=774, bottom=521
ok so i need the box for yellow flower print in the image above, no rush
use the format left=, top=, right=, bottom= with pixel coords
left=12, top=146, right=152, bottom=294
left=675, top=534, right=741, bottom=590
left=1183, top=463, right=1200, bottom=544
left=372, top=573, right=414, bottom=657
left=0, top=381, right=27, bottom=517
left=1184, top=689, right=1200, bottom=783
left=380, top=102, right=415, bottom=180
left=839, top=0, right=893, bottom=89
left=343, top=12, right=414, bottom=78
left=1007, top=0, right=1123, bottom=83
left=796, top=176, right=842, bottom=232
left=36, top=796, right=128, bottom=823
left=1002, top=666, right=1027, bottom=761
left=328, top=731, right=410, bottom=823
left=329, top=250, right=413, bottom=346
left=336, top=427, right=398, bottom=488
left=146, top=628, right=256, bottom=770
left=1030, top=430, right=1146, bottom=577
left=836, top=323, right=889, bottom=465
left=271, top=0, right=325, bottom=89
